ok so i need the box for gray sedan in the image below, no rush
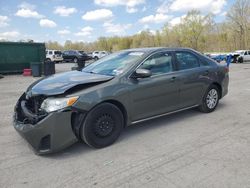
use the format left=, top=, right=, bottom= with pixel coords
left=13, top=47, right=229, bottom=154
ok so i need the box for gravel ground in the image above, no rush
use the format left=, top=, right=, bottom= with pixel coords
left=0, top=63, right=250, bottom=188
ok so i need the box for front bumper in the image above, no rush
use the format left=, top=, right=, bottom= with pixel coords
left=13, top=94, right=78, bottom=155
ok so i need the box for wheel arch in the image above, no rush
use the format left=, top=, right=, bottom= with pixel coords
left=211, top=82, right=222, bottom=99
left=71, top=99, right=128, bottom=138
left=102, top=99, right=128, bottom=127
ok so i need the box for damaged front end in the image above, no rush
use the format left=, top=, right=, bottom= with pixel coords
left=16, top=93, right=47, bottom=125
left=13, top=93, right=78, bottom=154
left=13, top=71, right=114, bottom=154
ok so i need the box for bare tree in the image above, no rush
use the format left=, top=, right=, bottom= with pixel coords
left=227, top=0, right=250, bottom=49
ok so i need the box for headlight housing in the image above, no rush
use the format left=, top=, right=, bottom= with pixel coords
left=41, top=96, right=79, bottom=113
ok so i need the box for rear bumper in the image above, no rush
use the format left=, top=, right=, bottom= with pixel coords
left=13, top=95, right=78, bottom=154
left=221, top=73, right=229, bottom=98
left=52, top=57, right=63, bottom=62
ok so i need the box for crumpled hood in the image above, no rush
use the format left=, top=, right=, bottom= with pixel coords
left=26, top=71, right=114, bottom=97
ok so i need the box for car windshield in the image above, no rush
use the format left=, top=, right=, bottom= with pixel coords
left=82, top=51, right=144, bottom=76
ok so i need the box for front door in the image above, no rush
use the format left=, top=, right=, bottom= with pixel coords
left=244, top=51, right=250, bottom=61
left=130, top=51, right=181, bottom=121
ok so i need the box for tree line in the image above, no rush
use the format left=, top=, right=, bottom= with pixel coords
left=46, top=0, right=250, bottom=53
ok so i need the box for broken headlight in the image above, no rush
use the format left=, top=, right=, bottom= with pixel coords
left=40, top=96, right=79, bottom=113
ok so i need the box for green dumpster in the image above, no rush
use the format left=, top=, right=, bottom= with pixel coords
left=0, top=42, right=45, bottom=74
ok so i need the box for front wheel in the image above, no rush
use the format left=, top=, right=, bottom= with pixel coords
left=199, top=85, right=220, bottom=113
left=80, top=103, right=124, bottom=148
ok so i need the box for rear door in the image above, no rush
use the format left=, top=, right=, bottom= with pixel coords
left=69, top=51, right=75, bottom=61
left=174, top=51, right=209, bottom=108
left=130, top=51, right=181, bottom=121
left=63, top=51, right=69, bottom=61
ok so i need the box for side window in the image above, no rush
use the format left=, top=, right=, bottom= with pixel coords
left=244, top=51, right=248, bottom=55
left=176, top=52, right=199, bottom=70
left=49, top=51, right=53, bottom=55
left=200, top=57, right=210, bottom=66
left=139, top=52, right=173, bottom=75
left=248, top=51, right=250, bottom=55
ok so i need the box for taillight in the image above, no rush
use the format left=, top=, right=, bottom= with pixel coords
left=225, top=66, right=229, bottom=73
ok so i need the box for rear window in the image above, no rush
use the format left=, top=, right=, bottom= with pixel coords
left=54, top=51, right=62, bottom=55
left=176, top=52, right=200, bottom=70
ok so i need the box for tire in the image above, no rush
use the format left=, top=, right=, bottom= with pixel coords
left=238, top=57, right=243, bottom=63
left=73, top=58, right=78, bottom=63
left=94, top=56, right=98, bottom=61
left=46, top=58, right=51, bottom=62
left=80, top=103, right=124, bottom=148
left=199, top=85, right=220, bottom=113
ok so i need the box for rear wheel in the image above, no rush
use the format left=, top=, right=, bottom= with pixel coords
left=46, top=58, right=51, bottom=62
left=80, top=103, right=124, bottom=148
left=238, top=56, right=243, bottom=63
left=199, top=85, right=219, bottom=113
left=73, top=58, right=78, bottom=63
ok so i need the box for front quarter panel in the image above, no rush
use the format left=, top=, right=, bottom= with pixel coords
left=72, top=78, right=131, bottom=122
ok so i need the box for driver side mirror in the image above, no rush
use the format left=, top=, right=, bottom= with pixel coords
left=132, top=68, right=152, bottom=79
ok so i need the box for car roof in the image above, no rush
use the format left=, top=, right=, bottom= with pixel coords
left=122, top=47, right=197, bottom=54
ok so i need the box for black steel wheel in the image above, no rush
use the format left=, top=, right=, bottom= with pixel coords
left=80, top=103, right=124, bottom=148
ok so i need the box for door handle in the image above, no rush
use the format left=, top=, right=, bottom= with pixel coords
left=203, top=70, right=209, bottom=76
left=170, top=76, right=177, bottom=82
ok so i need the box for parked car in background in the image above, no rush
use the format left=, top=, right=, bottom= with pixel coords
left=78, top=51, right=93, bottom=59
left=234, top=50, right=250, bottom=63
left=63, top=50, right=92, bottom=63
left=211, top=54, right=227, bottom=63
left=86, top=52, right=93, bottom=57
left=13, top=47, right=229, bottom=154
left=92, top=51, right=109, bottom=60
left=46, top=50, right=63, bottom=63
left=78, top=50, right=85, bottom=54
left=228, top=51, right=242, bottom=63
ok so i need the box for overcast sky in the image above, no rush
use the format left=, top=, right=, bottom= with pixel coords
left=0, top=0, right=234, bottom=43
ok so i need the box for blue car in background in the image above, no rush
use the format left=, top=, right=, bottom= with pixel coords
left=210, top=54, right=227, bottom=63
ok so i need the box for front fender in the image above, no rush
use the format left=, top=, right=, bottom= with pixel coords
left=72, top=84, right=132, bottom=124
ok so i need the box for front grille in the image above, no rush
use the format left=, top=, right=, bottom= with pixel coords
left=15, top=93, right=47, bottom=124
left=25, top=96, right=45, bottom=114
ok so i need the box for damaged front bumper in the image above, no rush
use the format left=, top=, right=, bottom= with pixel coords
left=13, top=93, right=78, bottom=154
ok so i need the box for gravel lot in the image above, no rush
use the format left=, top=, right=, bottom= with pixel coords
left=1, top=63, right=250, bottom=188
